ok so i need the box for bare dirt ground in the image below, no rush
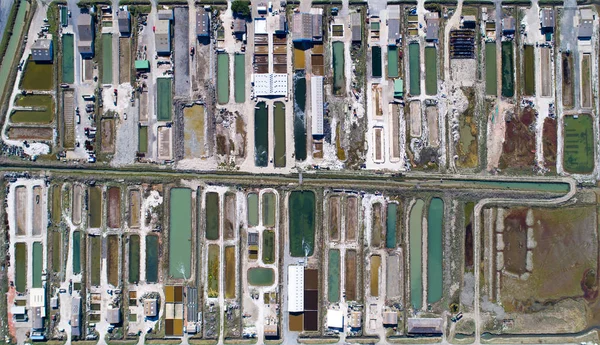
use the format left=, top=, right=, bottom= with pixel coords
left=329, top=196, right=340, bottom=241
left=128, top=189, right=141, bottom=228
left=224, top=192, right=236, bottom=240
left=15, top=186, right=26, bottom=236
left=499, top=106, right=536, bottom=170
left=72, top=184, right=82, bottom=225
left=101, top=118, right=115, bottom=153
left=7, top=127, right=53, bottom=140
left=119, top=38, right=131, bottom=84
left=542, top=117, right=557, bottom=169
left=32, top=186, right=43, bottom=236
left=346, top=196, right=357, bottom=242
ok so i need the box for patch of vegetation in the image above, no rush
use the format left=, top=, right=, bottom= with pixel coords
left=231, top=0, right=251, bottom=17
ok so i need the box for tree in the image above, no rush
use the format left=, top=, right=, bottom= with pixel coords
left=231, top=0, right=251, bottom=18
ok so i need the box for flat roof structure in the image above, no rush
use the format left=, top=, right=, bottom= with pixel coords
left=255, top=18, right=267, bottom=35
left=292, top=11, right=322, bottom=43
left=388, top=19, right=401, bottom=43
left=349, top=311, right=362, bottom=329
left=264, top=324, right=278, bottom=337
left=327, top=309, right=344, bottom=329
left=107, top=307, right=121, bottom=324
left=71, top=297, right=81, bottom=336
left=77, top=14, right=94, bottom=57
left=383, top=311, right=398, bottom=326
left=578, top=10, right=593, bottom=40
left=158, top=9, right=174, bottom=20
left=248, top=232, right=259, bottom=245
left=540, top=8, right=554, bottom=30
left=351, top=12, right=361, bottom=42
left=288, top=266, right=304, bottom=312
left=311, top=76, right=324, bottom=136
left=407, top=318, right=444, bottom=335
left=144, top=299, right=158, bottom=317
left=31, top=307, right=44, bottom=330
left=425, top=12, right=439, bottom=41
left=118, top=10, right=131, bottom=36
left=155, top=19, right=171, bottom=54
left=502, top=16, right=516, bottom=34
left=186, top=287, right=198, bottom=322
left=275, top=13, right=287, bottom=35
left=233, top=18, right=246, bottom=34
left=29, top=288, right=45, bottom=309
left=196, top=9, right=210, bottom=37
left=394, top=79, right=403, bottom=98
left=252, top=73, right=288, bottom=97
left=31, top=39, right=53, bottom=62
left=135, top=60, right=150, bottom=70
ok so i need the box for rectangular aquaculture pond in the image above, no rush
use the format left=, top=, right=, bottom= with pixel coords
left=427, top=198, right=443, bottom=303
left=52, top=232, right=61, bottom=272
left=563, top=114, right=594, bottom=174
left=157, top=78, right=173, bottom=121
left=62, top=34, right=74, bottom=83
left=370, top=255, right=381, bottom=297
left=15, top=243, right=26, bottom=292
left=169, top=188, right=192, bottom=279
left=409, top=43, right=420, bottom=95
left=217, top=53, right=230, bottom=104
left=208, top=244, right=219, bottom=297
left=523, top=45, right=535, bottom=96
left=129, top=235, right=140, bottom=283
left=387, top=45, right=399, bottom=78
left=293, top=73, right=307, bottom=161
left=372, top=46, right=382, bottom=77
left=32, top=242, right=43, bottom=288
left=328, top=249, right=340, bottom=302
left=274, top=101, right=286, bottom=167
left=425, top=47, right=437, bottom=95
left=225, top=246, right=236, bottom=299
left=409, top=199, right=424, bottom=309
left=90, top=235, right=101, bottom=286
left=234, top=53, right=245, bottom=103
left=386, top=203, right=398, bottom=248
left=205, top=192, right=220, bottom=240
left=501, top=41, right=514, bottom=97
left=73, top=231, right=81, bottom=274
left=262, top=230, right=275, bottom=264
left=102, top=34, right=113, bottom=84
left=89, top=186, right=102, bottom=228
left=485, top=42, right=497, bottom=96
left=289, top=191, right=316, bottom=257
left=262, top=192, right=276, bottom=227
left=248, top=267, right=274, bottom=286
left=247, top=193, right=258, bottom=227
left=332, top=42, right=345, bottom=94
left=146, top=235, right=159, bottom=283
left=138, top=126, right=148, bottom=153
left=254, top=102, right=268, bottom=167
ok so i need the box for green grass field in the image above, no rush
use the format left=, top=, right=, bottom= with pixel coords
left=563, top=115, right=594, bottom=174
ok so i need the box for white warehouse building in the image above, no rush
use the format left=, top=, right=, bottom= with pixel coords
left=253, top=73, right=288, bottom=97
left=288, top=266, right=304, bottom=312
left=311, top=76, right=324, bottom=137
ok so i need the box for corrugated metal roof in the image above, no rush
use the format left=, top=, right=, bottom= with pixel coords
left=351, top=13, right=361, bottom=42
left=311, top=76, right=324, bottom=136
left=382, top=311, right=398, bottom=325
left=540, top=8, right=554, bottom=28
left=118, top=11, right=130, bottom=34
left=288, top=266, right=304, bottom=312
left=155, top=20, right=171, bottom=54
left=196, top=10, right=210, bottom=36
left=407, top=318, right=443, bottom=334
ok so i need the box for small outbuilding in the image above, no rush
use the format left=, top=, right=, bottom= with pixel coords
left=107, top=307, right=121, bottom=324
left=382, top=311, right=398, bottom=326
left=118, top=10, right=131, bottom=36
left=351, top=12, right=361, bottom=43
left=144, top=299, right=158, bottom=318
left=326, top=309, right=344, bottom=329
left=135, top=60, right=150, bottom=71
left=407, top=318, right=444, bottom=335
left=196, top=9, right=210, bottom=38
left=31, top=39, right=53, bottom=62
left=540, top=8, right=554, bottom=33
left=502, top=16, right=516, bottom=35
left=425, top=12, right=439, bottom=41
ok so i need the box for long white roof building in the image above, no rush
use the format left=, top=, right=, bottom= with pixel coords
left=288, top=266, right=304, bottom=312
left=311, top=76, right=324, bottom=136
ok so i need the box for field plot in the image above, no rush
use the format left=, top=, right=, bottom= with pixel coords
left=89, top=186, right=102, bottom=228
left=62, top=34, right=75, bottom=83
left=138, top=126, right=148, bottom=153
left=346, top=196, right=358, bottom=241
left=501, top=41, right=514, bottom=98
left=581, top=53, right=592, bottom=108
left=129, top=189, right=140, bottom=228
left=119, top=38, right=131, bottom=84
left=15, top=186, right=26, bottom=235
left=500, top=206, right=597, bottom=333
left=205, top=192, right=220, bottom=240
left=255, top=102, right=268, bottom=167
left=328, top=249, right=340, bottom=302
left=371, top=202, right=384, bottom=247
left=62, top=90, right=75, bottom=148
left=90, top=235, right=102, bottom=286
left=72, top=184, right=82, bottom=225
left=523, top=45, right=535, bottom=96
left=32, top=186, right=43, bottom=236
left=499, top=107, right=536, bottom=169
left=107, top=235, right=119, bottom=287
left=345, top=249, right=357, bottom=300
left=540, top=47, right=551, bottom=97
left=7, top=127, right=53, bottom=140
left=225, top=246, right=236, bottom=299
left=329, top=196, right=340, bottom=241
left=169, top=188, right=192, bottom=279
left=390, top=104, right=400, bottom=160
left=129, top=235, right=140, bottom=283
left=208, top=244, right=219, bottom=297
left=386, top=254, right=401, bottom=299
left=15, top=243, right=26, bottom=292
left=289, top=191, right=316, bottom=257
left=370, top=255, right=381, bottom=297
left=107, top=187, right=121, bottom=228
left=262, top=230, right=275, bottom=264
left=425, top=47, right=437, bottom=95
left=562, top=53, right=574, bottom=108
left=224, top=193, right=236, bottom=240
left=183, top=105, right=205, bottom=158
left=100, top=118, right=115, bottom=153
left=485, top=42, right=497, bottom=95
left=542, top=117, right=557, bottom=168
left=20, top=58, right=53, bottom=90
left=294, top=47, right=305, bottom=70
left=409, top=101, right=421, bottom=138
left=426, top=106, right=439, bottom=147
left=102, top=34, right=113, bottom=84
left=563, top=115, right=594, bottom=173
left=12, top=94, right=55, bottom=124
left=262, top=192, right=275, bottom=227
left=51, top=184, right=61, bottom=224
